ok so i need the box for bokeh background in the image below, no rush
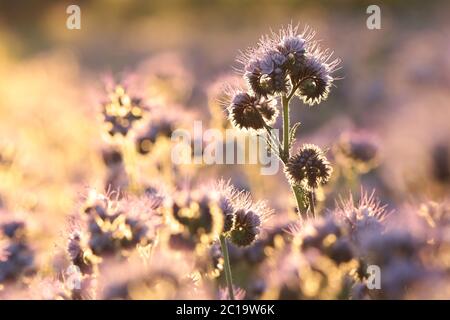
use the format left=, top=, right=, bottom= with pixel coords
left=0, top=0, right=449, bottom=299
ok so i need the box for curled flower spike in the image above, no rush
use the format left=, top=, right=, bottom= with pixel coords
left=229, top=209, right=261, bottom=247
left=295, top=55, right=333, bottom=105
left=243, top=53, right=289, bottom=97
left=238, top=24, right=315, bottom=97
left=293, top=43, right=340, bottom=106
left=227, top=92, right=278, bottom=131
left=285, top=144, right=333, bottom=190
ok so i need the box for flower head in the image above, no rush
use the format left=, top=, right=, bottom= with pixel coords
left=166, top=188, right=225, bottom=248
left=229, top=209, right=261, bottom=247
left=236, top=24, right=340, bottom=106
left=214, top=180, right=272, bottom=247
left=285, top=144, right=333, bottom=190
left=75, top=189, right=161, bottom=257
left=102, top=85, right=148, bottom=137
left=293, top=217, right=355, bottom=265
left=227, top=91, right=278, bottom=131
left=334, top=131, right=380, bottom=173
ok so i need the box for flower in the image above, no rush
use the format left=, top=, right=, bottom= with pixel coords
left=166, top=188, right=225, bottom=247
left=102, top=85, right=148, bottom=137
left=229, top=209, right=261, bottom=247
left=293, top=43, right=340, bottom=106
left=243, top=52, right=289, bottom=97
left=293, top=217, right=355, bottom=265
left=334, top=131, right=380, bottom=173
left=227, top=91, right=278, bottom=131
left=214, top=180, right=272, bottom=247
left=135, top=118, right=174, bottom=155
left=333, top=190, right=390, bottom=243
left=75, top=189, right=161, bottom=257
left=236, top=24, right=340, bottom=106
left=285, top=144, right=332, bottom=190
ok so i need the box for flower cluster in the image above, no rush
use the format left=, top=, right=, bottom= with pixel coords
left=102, top=85, right=148, bottom=137
left=286, top=144, right=333, bottom=191
left=166, top=182, right=272, bottom=250
left=68, top=190, right=161, bottom=260
left=239, top=25, right=339, bottom=104
left=228, top=25, right=339, bottom=132
left=225, top=25, right=338, bottom=217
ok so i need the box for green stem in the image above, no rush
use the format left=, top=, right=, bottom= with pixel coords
left=292, top=185, right=308, bottom=217
left=281, top=94, right=290, bottom=161
left=219, top=235, right=235, bottom=300
left=282, top=93, right=308, bottom=218
left=308, top=190, right=315, bottom=217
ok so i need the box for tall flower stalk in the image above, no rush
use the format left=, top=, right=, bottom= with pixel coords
left=219, top=235, right=235, bottom=300
left=226, top=24, right=339, bottom=218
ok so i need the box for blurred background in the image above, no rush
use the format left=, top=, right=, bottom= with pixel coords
left=0, top=0, right=449, bottom=282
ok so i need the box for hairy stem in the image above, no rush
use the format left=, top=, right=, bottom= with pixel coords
left=282, top=93, right=308, bottom=218
left=281, top=94, right=290, bottom=161
left=308, top=190, right=315, bottom=217
left=293, top=185, right=308, bottom=217
left=219, top=235, right=235, bottom=300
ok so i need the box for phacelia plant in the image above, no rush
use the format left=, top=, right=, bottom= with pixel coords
left=226, top=24, right=340, bottom=218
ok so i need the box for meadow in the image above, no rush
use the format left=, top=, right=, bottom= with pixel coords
left=0, top=1, right=449, bottom=300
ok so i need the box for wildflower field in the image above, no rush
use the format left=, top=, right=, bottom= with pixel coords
left=0, top=1, right=449, bottom=300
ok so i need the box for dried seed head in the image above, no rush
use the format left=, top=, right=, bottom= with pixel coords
left=229, top=209, right=261, bottom=247
left=227, top=92, right=278, bottom=131
left=285, top=144, right=333, bottom=190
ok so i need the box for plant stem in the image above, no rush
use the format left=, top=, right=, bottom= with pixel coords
left=281, top=94, right=290, bottom=161
left=292, top=185, right=308, bottom=216
left=219, top=235, right=235, bottom=300
left=308, top=190, right=315, bottom=217
left=282, top=93, right=308, bottom=218
left=120, top=138, right=140, bottom=194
